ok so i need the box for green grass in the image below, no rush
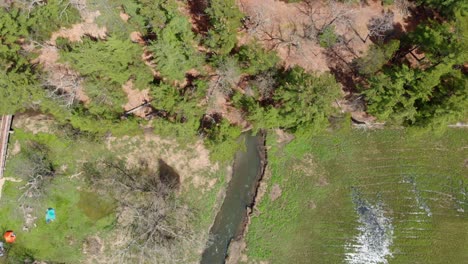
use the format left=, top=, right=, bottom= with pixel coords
left=0, top=125, right=228, bottom=262
left=78, top=191, right=116, bottom=221
left=0, top=130, right=115, bottom=263
left=245, top=128, right=468, bottom=263
left=0, top=177, right=114, bottom=263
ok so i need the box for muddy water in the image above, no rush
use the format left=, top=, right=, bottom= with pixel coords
left=201, top=133, right=265, bottom=264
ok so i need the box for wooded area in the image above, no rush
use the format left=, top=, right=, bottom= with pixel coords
left=0, top=0, right=466, bottom=142
left=0, top=0, right=466, bottom=262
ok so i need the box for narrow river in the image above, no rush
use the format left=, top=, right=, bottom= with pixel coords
left=200, top=133, right=266, bottom=264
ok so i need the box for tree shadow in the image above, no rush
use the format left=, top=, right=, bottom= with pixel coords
left=158, top=159, right=181, bottom=190
left=324, top=42, right=363, bottom=94
left=392, top=4, right=443, bottom=40
left=187, top=0, right=211, bottom=35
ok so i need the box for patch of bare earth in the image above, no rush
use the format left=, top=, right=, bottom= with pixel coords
left=269, top=183, right=282, bottom=201
left=122, top=80, right=152, bottom=117
left=83, top=236, right=104, bottom=260
left=129, top=31, right=162, bottom=79
left=119, top=11, right=130, bottom=22
left=11, top=140, right=21, bottom=156
left=207, top=88, right=250, bottom=129
left=308, top=200, right=317, bottom=209
left=239, top=0, right=411, bottom=73
left=34, top=45, right=90, bottom=105
left=334, top=96, right=384, bottom=127
left=107, top=132, right=219, bottom=192
left=49, top=14, right=107, bottom=44
left=275, top=129, right=294, bottom=147
left=29, top=0, right=109, bottom=106
left=12, top=114, right=56, bottom=134
left=226, top=239, right=248, bottom=264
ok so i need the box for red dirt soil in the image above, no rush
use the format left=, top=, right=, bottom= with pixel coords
left=122, top=80, right=152, bottom=118
left=238, top=0, right=411, bottom=73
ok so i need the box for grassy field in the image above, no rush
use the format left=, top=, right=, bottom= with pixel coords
left=0, top=129, right=113, bottom=263
left=0, top=122, right=226, bottom=263
left=245, top=127, right=467, bottom=263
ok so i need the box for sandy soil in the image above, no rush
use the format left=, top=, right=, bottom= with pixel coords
left=49, top=17, right=107, bottom=45
left=119, top=11, right=130, bottom=22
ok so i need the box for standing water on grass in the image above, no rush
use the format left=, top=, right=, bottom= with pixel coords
left=345, top=190, right=394, bottom=264
left=201, top=133, right=265, bottom=264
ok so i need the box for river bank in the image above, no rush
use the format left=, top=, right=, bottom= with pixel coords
left=201, top=132, right=267, bottom=263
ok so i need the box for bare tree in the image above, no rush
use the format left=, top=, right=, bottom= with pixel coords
left=43, top=70, right=83, bottom=108
left=13, top=0, right=46, bottom=16
left=260, top=22, right=302, bottom=56
left=83, top=158, right=205, bottom=264
left=208, top=58, right=241, bottom=98
left=16, top=142, right=54, bottom=201
left=368, top=12, right=395, bottom=40
left=242, top=7, right=272, bottom=36
left=299, top=0, right=354, bottom=37
left=251, top=71, right=276, bottom=100
left=395, top=0, right=411, bottom=16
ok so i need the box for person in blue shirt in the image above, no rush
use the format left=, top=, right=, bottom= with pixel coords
left=46, top=208, right=56, bottom=223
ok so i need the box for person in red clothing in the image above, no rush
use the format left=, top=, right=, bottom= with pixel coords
left=4, top=230, right=15, bottom=243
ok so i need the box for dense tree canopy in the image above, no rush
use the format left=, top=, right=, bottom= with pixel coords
left=274, top=67, right=342, bottom=131
left=0, top=0, right=465, bottom=150
left=149, top=16, right=203, bottom=81
left=364, top=59, right=467, bottom=126
left=0, top=9, right=41, bottom=114
left=205, top=0, right=244, bottom=55
left=363, top=3, right=467, bottom=127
